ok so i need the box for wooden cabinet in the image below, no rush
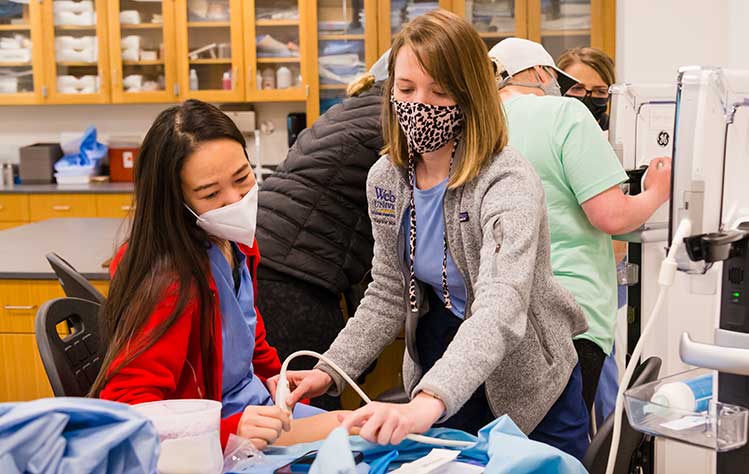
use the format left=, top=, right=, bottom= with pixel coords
left=95, top=193, right=135, bottom=218
left=0, top=279, right=109, bottom=402
left=376, top=0, right=453, bottom=55
left=309, top=0, right=379, bottom=120
left=453, top=0, right=527, bottom=50
left=527, top=0, right=614, bottom=60
left=0, top=0, right=44, bottom=105
left=175, top=0, right=245, bottom=101
left=1, top=1, right=616, bottom=116
left=0, top=194, right=30, bottom=222
left=29, top=194, right=98, bottom=221
left=40, top=0, right=111, bottom=104
left=0, top=333, right=54, bottom=401
left=108, top=0, right=179, bottom=103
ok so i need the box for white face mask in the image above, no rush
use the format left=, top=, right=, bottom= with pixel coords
left=185, top=184, right=258, bottom=247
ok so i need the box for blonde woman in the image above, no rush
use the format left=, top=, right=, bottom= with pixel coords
left=268, top=10, right=590, bottom=460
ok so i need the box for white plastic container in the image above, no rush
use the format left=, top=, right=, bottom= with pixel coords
left=276, top=66, right=291, bottom=89
left=119, top=10, right=141, bottom=24
left=53, top=1, right=94, bottom=14
left=189, top=69, right=199, bottom=90
left=135, top=399, right=223, bottom=474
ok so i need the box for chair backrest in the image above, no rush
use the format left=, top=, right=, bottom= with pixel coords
left=583, top=356, right=663, bottom=474
left=35, top=297, right=103, bottom=397
left=46, top=252, right=106, bottom=305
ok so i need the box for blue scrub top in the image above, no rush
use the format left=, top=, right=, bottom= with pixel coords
left=207, top=242, right=273, bottom=418
left=404, top=178, right=468, bottom=318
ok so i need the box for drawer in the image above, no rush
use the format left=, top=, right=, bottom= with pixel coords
left=29, top=194, right=97, bottom=221
left=0, top=280, right=65, bottom=333
left=95, top=193, right=135, bottom=218
left=0, top=221, right=26, bottom=231
left=0, top=194, right=29, bottom=222
left=0, top=333, right=54, bottom=402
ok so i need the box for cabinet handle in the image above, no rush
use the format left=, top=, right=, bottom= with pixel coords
left=52, top=205, right=71, bottom=211
left=120, top=205, right=135, bottom=211
left=4, top=305, right=36, bottom=311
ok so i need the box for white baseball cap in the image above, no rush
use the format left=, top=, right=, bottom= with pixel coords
left=488, top=38, right=578, bottom=91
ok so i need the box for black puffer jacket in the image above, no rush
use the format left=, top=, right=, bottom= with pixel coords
left=256, top=82, right=383, bottom=294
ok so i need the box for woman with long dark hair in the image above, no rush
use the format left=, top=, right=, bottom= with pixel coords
left=92, top=99, right=347, bottom=449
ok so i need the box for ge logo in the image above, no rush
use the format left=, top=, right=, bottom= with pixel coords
left=657, top=131, right=670, bottom=147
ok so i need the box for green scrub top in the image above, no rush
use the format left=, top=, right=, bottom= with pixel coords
left=503, top=94, right=628, bottom=355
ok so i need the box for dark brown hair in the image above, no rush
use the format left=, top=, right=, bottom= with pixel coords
left=90, top=99, right=247, bottom=398
left=382, top=9, right=507, bottom=187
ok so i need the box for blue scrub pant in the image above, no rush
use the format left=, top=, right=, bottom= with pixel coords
left=415, top=288, right=590, bottom=461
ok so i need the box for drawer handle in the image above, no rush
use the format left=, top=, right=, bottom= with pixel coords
left=52, top=205, right=72, bottom=211
left=4, top=305, right=36, bottom=311
left=120, top=205, right=135, bottom=211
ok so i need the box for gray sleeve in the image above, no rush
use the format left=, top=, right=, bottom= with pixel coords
left=315, top=167, right=406, bottom=395
left=412, top=159, right=545, bottom=420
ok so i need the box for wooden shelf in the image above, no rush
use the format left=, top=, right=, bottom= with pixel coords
left=0, top=62, right=32, bottom=67
left=320, top=84, right=347, bottom=90
left=0, top=24, right=30, bottom=31
left=55, top=25, right=97, bottom=31
left=256, top=57, right=300, bottom=64
left=541, top=29, right=591, bottom=37
left=255, top=19, right=299, bottom=27
left=249, top=87, right=305, bottom=102
left=187, top=21, right=230, bottom=28
left=122, top=60, right=164, bottom=66
left=57, top=61, right=97, bottom=67
left=120, top=23, right=163, bottom=30
left=189, top=58, right=232, bottom=64
left=319, top=33, right=365, bottom=41
left=478, top=31, right=514, bottom=38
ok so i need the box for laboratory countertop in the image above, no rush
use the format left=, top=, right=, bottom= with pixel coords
left=0, top=218, right=127, bottom=280
left=0, top=182, right=134, bottom=194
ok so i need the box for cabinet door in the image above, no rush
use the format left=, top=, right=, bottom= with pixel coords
left=0, top=333, right=54, bottom=402
left=528, top=0, right=615, bottom=61
left=108, top=0, right=178, bottom=103
left=244, top=0, right=309, bottom=102
left=310, top=0, right=378, bottom=120
left=0, top=194, right=30, bottom=222
left=377, top=0, right=452, bottom=55
left=95, top=193, right=134, bottom=218
left=41, top=0, right=111, bottom=103
left=29, top=194, right=98, bottom=222
left=0, top=0, right=44, bottom=104
left=175, top=0, right=244, bottom=101
left=453, top=0, right=526, bottom=50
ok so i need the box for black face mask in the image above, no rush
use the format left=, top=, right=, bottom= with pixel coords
left=577, top=94, right=609, bottom=131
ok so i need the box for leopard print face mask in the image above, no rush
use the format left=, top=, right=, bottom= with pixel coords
left=391, top=95, right=464, bottom=154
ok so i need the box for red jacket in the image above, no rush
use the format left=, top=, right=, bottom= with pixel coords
left=98, top=241, right=281, bottom=447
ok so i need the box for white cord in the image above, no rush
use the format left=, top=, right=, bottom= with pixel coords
left=605, top=218, right=692, bottom=474
left=277, top=350, right=473, bottom=448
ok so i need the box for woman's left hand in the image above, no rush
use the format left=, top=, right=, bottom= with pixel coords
left=339, top=393, right=445, bottom=445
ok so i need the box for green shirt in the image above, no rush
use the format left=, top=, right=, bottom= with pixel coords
left=504, top=94, right=628, bottom=355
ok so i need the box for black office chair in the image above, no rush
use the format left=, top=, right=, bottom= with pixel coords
left=35, top=297, right=103, bottom=397
left=46, top=252, right=106, bottom=305
left=583, top=356, right=663, bottom=474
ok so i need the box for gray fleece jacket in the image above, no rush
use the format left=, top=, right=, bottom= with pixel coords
left=317, top=145, right=587, bottom=434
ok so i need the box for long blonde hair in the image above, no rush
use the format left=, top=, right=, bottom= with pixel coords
left=382, top=9, right=507, bottom=187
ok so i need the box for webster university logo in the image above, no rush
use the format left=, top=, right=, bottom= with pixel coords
left=372, top=186, right=396, bottom=221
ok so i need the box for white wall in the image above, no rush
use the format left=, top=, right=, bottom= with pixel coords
left=0, top=101, right=304, bottom=166
left=616, top=0, right=738, bottom=84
